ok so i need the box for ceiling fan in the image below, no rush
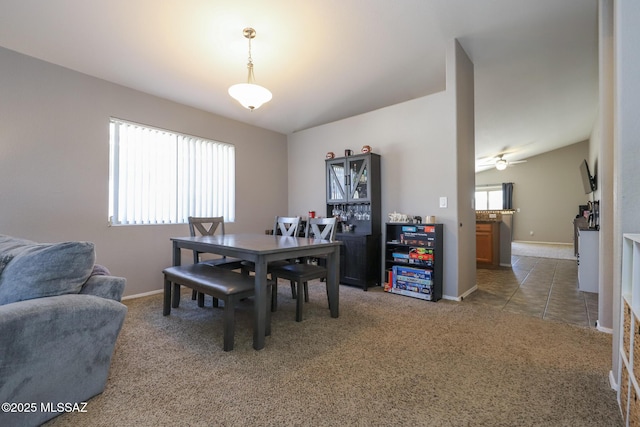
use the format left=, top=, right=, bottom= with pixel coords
left=493, top=154, right=527, bottom=170
left=476, top=152, right=528, bottom=172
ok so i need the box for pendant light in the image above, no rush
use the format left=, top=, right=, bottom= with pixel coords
left=228, top=27, right=272, bottom=111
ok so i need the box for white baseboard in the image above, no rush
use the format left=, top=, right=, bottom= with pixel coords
left=513, top=240, right=573, bottom=246
left=442, top=285, right=478, bottom=302
left=609, top=370, right=619, bottom=391
left=596, top=320, right=613, bottom=334
left=122, top=289, right=163, bottom=300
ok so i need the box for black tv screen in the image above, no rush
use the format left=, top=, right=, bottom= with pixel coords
left=579, top=159, right=596, bottom=194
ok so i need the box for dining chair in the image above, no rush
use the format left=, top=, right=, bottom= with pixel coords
left=188, top=216, right=244, bottom=303
left=269, top=217, right=338, bottom=322
left=240, top=216, right=301, bottom=277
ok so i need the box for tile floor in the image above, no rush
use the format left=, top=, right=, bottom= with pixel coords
left=465, top=255, right=599, bottom=328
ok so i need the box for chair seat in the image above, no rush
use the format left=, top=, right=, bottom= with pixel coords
left=240, top=259, right=292, bottom=272
left=270, top=263, right=330, bottom=322
left=269, top=263, right=327, bottom=282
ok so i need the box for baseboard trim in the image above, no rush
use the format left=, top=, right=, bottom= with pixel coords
left=609, top=370, right=619, bottom=391
left=513, top=240, right=573, bottom=246
left=443, top=285, right=478, bottom=302
left=122, top=289, right=163, bottom=300
left=596, top=321, right=613, bottom=334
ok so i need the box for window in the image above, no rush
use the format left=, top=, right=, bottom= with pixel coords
left=109, top=118, right=235, bottom=225
left=475, top=185, right=503, bottom=210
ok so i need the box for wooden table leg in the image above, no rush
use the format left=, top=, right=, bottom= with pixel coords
left=328, top=247, right=340, bottom=318
left=253, top=258, right=267, bottom=350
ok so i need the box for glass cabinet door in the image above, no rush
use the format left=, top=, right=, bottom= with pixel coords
left=326, top=160, right=347, bottom=203
left=348, top=157, right=369, bottom=202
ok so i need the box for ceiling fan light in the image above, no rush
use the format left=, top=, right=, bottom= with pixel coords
left=228, top=83, right=272, bottom=110
left=495, top=158, right=508, bottom=170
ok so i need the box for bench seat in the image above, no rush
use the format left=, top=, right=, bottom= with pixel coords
left=163, top=264, right=270, bottom=351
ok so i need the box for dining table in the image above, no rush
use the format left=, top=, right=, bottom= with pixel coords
left=169, top=233, right=342, bottom=350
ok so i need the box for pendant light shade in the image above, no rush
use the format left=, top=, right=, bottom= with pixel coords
left=228, top=83, right=272, bottom=110
left=228, top=28, right=272, bottom=111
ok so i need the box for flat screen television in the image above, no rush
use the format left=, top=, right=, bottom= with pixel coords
left=579, top=159, right=596, bottom=194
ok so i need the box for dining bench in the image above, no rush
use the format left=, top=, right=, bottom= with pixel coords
left=163, top=264, right=271, bottom=351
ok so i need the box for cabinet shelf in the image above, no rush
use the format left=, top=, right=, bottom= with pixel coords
left=617, top=234, right=640, bottom=425
left=384, top=223, right=442, bottom=301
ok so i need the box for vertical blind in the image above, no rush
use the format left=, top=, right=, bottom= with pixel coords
left=109, top=119, right=235, bottom=225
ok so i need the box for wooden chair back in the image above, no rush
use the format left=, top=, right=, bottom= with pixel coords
left=274, top=216, right=301, bottom=237
left=188, top=216, right=226, bottom=264
left=188, top=216, right=225, bottom=238
left=305, top=217, right=337, bottom=241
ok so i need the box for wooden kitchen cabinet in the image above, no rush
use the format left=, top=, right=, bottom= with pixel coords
left=476, top=222, right=500, bottom=266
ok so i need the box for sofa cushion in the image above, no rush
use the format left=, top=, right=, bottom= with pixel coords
left=0, top=237, right=96, bottom=305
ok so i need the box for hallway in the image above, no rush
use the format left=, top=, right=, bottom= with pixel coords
left=466, top=255, right=598, bottom=328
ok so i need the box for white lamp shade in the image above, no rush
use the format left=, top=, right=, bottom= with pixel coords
left=228, top=83, right=273, bottom=110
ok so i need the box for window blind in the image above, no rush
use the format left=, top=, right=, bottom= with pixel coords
left=109, top=119, right=235, bottom=225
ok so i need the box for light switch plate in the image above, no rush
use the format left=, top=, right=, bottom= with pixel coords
left=439, top=197, right=447, bottom=208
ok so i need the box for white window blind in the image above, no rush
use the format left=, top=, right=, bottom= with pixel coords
left=109, top=118, right=235, bottom=225
left=475, top=185, right=503, bottom=211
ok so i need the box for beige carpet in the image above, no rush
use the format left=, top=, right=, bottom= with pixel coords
left=46, top=283, right=621, bottom=426
left=512, top=241, right=576, bottom=260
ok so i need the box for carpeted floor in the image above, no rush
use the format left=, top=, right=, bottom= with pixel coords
left=511, top=241, right=576, bottom=260
left=46, top=283, right=621, bottom=426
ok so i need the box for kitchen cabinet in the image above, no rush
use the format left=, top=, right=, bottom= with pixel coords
left=476, top=222, right=500, bottom=266
left=326, top=152, right=381, bottom=290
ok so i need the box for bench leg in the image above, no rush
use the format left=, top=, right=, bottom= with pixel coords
left=172, top=283, right=181, bottom=308
left=223, top=295, right=236, bottom=351
left=163, top=278, right=172, bottom=315
left=197, top=291, right=205, bottom=307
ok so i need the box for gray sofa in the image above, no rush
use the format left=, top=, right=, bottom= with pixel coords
left=0, top=235, right=127, bottom=427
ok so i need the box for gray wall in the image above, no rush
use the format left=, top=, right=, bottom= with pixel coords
left=287, top=40, right=476, bottom=300
left=476, top=140, right=590, bottom=244
left=0, top=47, right=288, bottom=297
left=593, top=0, right=614, bottom=331
left=451, top=39, right=477, bottom=298
left=612, top=0, right=640, bottom=382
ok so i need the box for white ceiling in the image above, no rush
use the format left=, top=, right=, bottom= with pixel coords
left=0, top=0, right=599, bottom=168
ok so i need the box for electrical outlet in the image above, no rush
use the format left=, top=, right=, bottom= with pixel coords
left=439, top=197, right=447, bottom=208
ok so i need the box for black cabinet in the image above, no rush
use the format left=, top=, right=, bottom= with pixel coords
left=384, top=223, right=443, bottom=301
left=326, top=153, right=381, bottom=290
left=337, top=233, right=381, bottom=290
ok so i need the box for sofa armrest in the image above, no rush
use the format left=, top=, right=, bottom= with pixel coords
left=0, top=294, right=127, bottom=427
left=80, top=275, right=126, bottom=302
